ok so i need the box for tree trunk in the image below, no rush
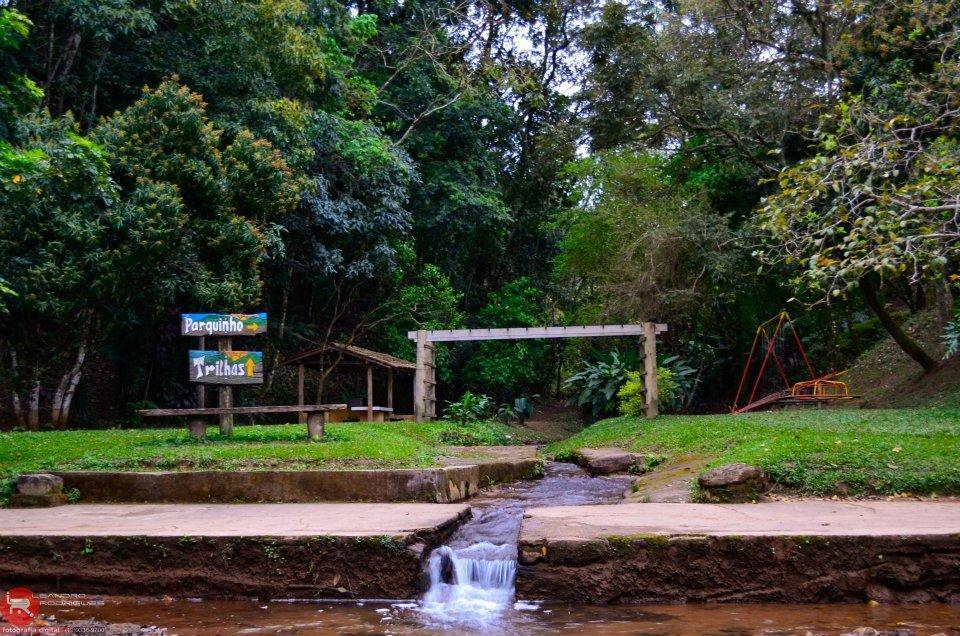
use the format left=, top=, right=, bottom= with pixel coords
left=27, top=377, right=40, bottom=431
left=59, top=346, right=86, bottom=428
left=860, top=275, right=937, bottom=372
left=51, top=345, right=86, bottom=429
left=935, top=277, right=955, bottom=328
left=8, top=348, right=25, bottom=428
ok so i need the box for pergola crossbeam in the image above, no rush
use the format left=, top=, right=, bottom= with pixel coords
left=407, top=324, right=667, bottom=342
left=409, top=323, right=667, bottom=421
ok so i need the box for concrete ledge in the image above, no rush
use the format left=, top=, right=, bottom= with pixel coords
left=517, top=502, right=960, bottom=604
left=55, top=466, right=479, bottom=504
left=0, top=503, right=469, bottom=599
left=440, top=446, right=542, bottom=485
left=52, top=449, right=543, bottom=504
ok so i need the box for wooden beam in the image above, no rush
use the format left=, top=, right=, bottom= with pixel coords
left=297, top=363, right=306, bottom=424
left=366, top=363, right=373, bottom=422
left=387, top=369, right=394, bottom=410
left=643, top=323, right=659, bottom=418
left=407, top=324, right=668, bottom=342
left=138, top=404, right=347, bottom=416
left=197, top=336, right=206, bottom=408
left=218, top=337, right=233, bottom=435
left=414, top=330, right=426, bottom=422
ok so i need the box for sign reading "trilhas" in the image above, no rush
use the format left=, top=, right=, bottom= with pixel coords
left=189, top=350, right=263, bottom=385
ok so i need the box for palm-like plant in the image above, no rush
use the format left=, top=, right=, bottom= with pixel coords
left=564, top=352, right=632, bottom=420
left=944, top=311, right=960, bottom=359
left=444, top=391, right=493, bottom=424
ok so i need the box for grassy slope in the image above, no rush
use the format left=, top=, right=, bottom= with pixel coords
left=547, top=409, right=960, bottom=496
left=0, top=419, right=538, bottom=505
left=843, top=310, right=960, bottom=409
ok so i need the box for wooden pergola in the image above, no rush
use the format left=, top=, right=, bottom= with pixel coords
left=408, top=323, right=668, bottom=421
left=281, top=343, right=416, bottom=422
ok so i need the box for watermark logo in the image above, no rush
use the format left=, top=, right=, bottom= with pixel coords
left=1, top=587, right=39, bottom=627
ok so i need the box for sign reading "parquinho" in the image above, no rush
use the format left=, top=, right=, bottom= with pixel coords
left=181, top=313, right=267, bottom=337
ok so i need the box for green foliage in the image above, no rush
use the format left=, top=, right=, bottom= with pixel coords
left=0, top=8, right=40, bottom=140
left=462, top=278, right=548, bottom=397
left=617, top=371, right=646, bottom=417
left=443, top=391, right=493, bottom=425
left=658, top=355, right=696, bottom=412
left=617, top=364, right=686, bottom=416
left=556, top=148, right=737, bottom=322
left=564, top=351, right=632, bottom=420
left=376, top=264, right=463, bottom=381
left=945, top=310, right=960, bottom=359
left=496, top=395, right=537, bottom=425
left=758, top=1, right=960, bottom=300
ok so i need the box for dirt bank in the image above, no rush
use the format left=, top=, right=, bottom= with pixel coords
left=0, top=503, right=470, bottom=599
left=517, top=502, right=960, bottom=604
left=518, top=534, right=960, bottom=604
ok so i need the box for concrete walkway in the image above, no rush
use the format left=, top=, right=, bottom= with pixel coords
left=521, top=501, right=960, bottom=542
left=0, top=502, right=469, bottom=537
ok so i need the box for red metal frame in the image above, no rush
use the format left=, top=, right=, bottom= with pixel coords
left=731, top=311, right=843, bottom=413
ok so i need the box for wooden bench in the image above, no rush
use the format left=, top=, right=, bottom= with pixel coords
left=328, top=405, right=395, bottom=423
left=138, top=404, right=347, bottom=440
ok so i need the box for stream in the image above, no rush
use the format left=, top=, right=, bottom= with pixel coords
left=419, top=461, right=632, bottom=629
left=34, top=463, right=960, bottom=635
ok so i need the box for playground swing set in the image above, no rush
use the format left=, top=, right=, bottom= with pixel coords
left=731, top=311, right=857, bottom=413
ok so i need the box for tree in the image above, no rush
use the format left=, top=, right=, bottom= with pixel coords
left=758, top=0, right=960, bottom=371
left=578, top=0, right=856, bottom=170
left=1, top=114, right=133, bottom=428
left=556, top=149, right=734, bottom=322
left=462, top=277, right=548, bottom=398
left=0, top=79, right=299, bottom=428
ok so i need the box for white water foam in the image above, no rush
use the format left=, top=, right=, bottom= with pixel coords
left=419, top=542, right=518, bottom=628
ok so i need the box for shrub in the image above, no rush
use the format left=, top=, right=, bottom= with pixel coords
left=944, top=309, right=960, bottom=359
left=496, top=395, right=538, bottom=424
left=444, top=391, right=492, bottom=424
left=564, top=351, right=632, bottom=420
left=618, top=367, right=681, bottom=416
left=617, top=371, right=645, bottom=416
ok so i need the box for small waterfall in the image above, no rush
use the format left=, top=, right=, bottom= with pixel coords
left=419, top=542, right=518, bottom=627
left=416, top=462, right=632, bottom=628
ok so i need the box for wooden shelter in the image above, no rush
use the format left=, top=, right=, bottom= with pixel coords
left=281, top=343, right=417, bottom=422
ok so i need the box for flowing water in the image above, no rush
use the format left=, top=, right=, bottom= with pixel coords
left=418, top=461, right=633, bottom=630
left=28, top=463, right=960, bottom=634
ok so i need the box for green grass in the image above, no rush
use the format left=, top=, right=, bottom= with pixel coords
left=547, top=409, right=960, bottom=496
left=0, top=419, right=538, bottom=505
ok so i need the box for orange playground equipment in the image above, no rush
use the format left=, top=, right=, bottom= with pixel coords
left=732, top=312, right=856, bottom=413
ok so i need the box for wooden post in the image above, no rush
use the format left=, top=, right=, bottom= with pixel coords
left=307, top=411, right=327, bottom=440
left=642, top=322, right=659, bottom=418
left=189, top=417, right=207, bottom=439
left=425, top=342, right=436, bottom=419
left=297, top=363, right=306, bottom=424
left=414, top=330, right=426, bottom=422
left=387, top=369, right=394, bottom=412
left=197, top=336, right=206, bottom=408
left=218, top=337, right=234, bottom=434
left=366, top=363, right=374, bottom=422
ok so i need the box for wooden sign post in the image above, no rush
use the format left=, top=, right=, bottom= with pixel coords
left=182, top=313, right=266, bottom=434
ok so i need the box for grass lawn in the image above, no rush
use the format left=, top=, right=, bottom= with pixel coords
left=547, top=409, right=960, bottom=496
left=0, top=419, right=538, bottom=505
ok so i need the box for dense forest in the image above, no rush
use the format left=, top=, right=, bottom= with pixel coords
left=0, top=0, right=958, bottom=428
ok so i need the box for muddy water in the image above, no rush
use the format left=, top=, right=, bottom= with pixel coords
left=32, top=464, right=960, bottom=634
left=45, top=597, right=960, bottom=635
